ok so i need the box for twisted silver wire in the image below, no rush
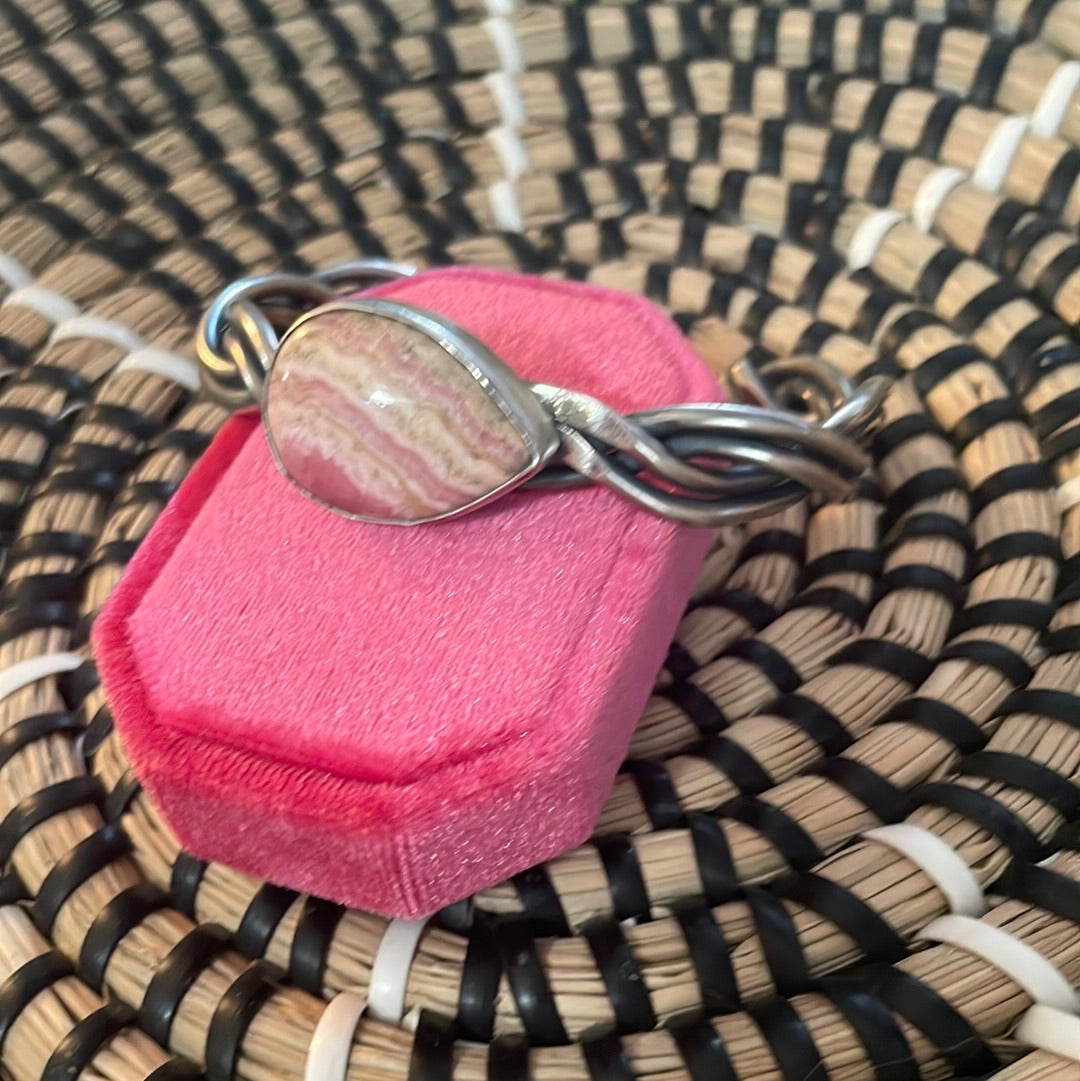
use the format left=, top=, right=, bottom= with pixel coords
left=196, top=263, right=888, bottom=525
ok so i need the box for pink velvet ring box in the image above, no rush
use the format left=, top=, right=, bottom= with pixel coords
left=93, top=267, right=722, bottom=918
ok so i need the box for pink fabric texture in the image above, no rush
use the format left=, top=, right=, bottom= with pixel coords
left=93, top=267, right=722, bottom=916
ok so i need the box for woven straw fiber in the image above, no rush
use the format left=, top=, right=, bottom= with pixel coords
left=2, top=2, right=1080, bottom=1080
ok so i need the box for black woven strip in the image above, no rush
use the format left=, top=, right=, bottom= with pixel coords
left=969, top=462, right=1052, bottom=514
left=1000, top=217, right=1057, bottom=278
left=79, top=402, right=164, bottom=441
left=456, top=916, right=500, bottom=1042
left=170, top=852, right=208, bottom=917
left=876, top=565, right=965, bottom=607
left=978, top=200, right=1029, bottom=269
left=490, top=917, right=568, bottom=1045
left=144, top=1063, right=202, bottom=1081
left=958, top=750, right=1080, bottom=818
left=873, top=413, right=935, bottom=458
left=687, top=811, right=738, bottom=904
left=512, top=865, right=570, bottom=936
left=1041, top=624, right=1080, bottom=655
left=880, top=468, right=965, bottom=533
left=405, top=1010, right=455, bottom=1081
left=664, top=642, right=698, bottom=681
left=729, top=62, right=754, bottom=113
left=999, top=317, right=1063, bottom=384
left=662, top=680, right=728, bottom=736
left=916, top=248, right=965, bottom=304
left=0, top=0, right=43, bottom=47
left=829, top=639, right=934, bottom=685
left=911, top=344, right=985, bottom=398
left=205, top=961, right=281, bottom=1081
left=1019, top=0, right=1057, bottom=35
left=1040, top=147, right=1080, bottom=219
left=747, top=996, right=824, bottom=1081
left=78, top=709, right=114, bottom=763
left=951, top=397, right=1027, bottom=449
left=1060, top=553, right=1080, bottom=599
left=951, top=598, right=1051, bottom=634
left=1035, top=243, right=1080, bottom=303
left=580, top=1028, right=635, bottom=1081
left=644, top=263, right=672, bottom=305
left=0, top=873, right=25, bottom=905
left=672, top=897, right=738, bottom=1011
left=858, top=85, right=899, bottom=140
left=105, top=769, right=141, bottom=822
left=0, top=952, right=73, bottom=1052
left=810, top=757, right=912, bottom=823
left=695, top=735, right=774, bottom=796
left=862, top=964, right=999, bottom=1073
left=742, top=887, right=811, bottom=995
left=771, top=871, right=906, bottom=961
left=755, top=118, right=783, bottom=176
left=58, top=662, right=99, bottom=711
left=88, top=539, right=142, bottom=572
left=768, top=694, right=852, bottom=756
left=36, top=52, right=92, bottom=114
left=973, top=532, right=1059, bottom=578
left=1033, top=382, right=1080, bottom=436
left=994, top=859, right=1080, bottom=926
left=41, top=1001, right=134, bottom=1081
left=1042, top=422, right=1080, bottom=462
left=740, top=528, right=805, bottom=561
left=677, top=210, right=710, bottom=269
left=622, top=760, right=683, bottom=830
left=809, top=10, right=837, bottom=66
left=740, top=294, right=781, bottom=339
left=999, top=688, right=1080, bottom=727
left=0, top=572, right=82, bottom=611
left=669, top=1013, right=738, bottom=1081
left=596, top=836, right=650, bottom=922
left=969, top=37, right=1012, bottom=107
left=7, top=531, right=90, bottom=565
left=799, top=550, right=881, bottom=586
left=819, top=129, right=855, bottom=192
left=914, top=781, right=1042, bottom=860
left=794, top=320, right=838, bottom=355
left=33, top=823, right=130, bottom=934
left=0, top=73, right=38, bottom=122
left=288, top=896, right=344, bottom=996
left=820, top=979, right=919, bottom=1081
left=938, top=640, right=1033, bottom=685
left=877, top=696, right=984, bottom=753
left=0, top=404, right=64, bottom=440
left=723, top=796, right=822, bottom=870
left=80, top=882, right=170, bottom=992
left=234, top=884, right=298, bottom=958
left=486, top=1035, right=529, bottom=1081
left=582, top=917, right=656, bottom=1033
left=0, top=712, right=82, bottom=771
left=723, top=638, right=800, bottom=693
left=0, top=776, right=104, bottom=867
left=852, top=279, right=901, bottom=341
left=140, top=924, right=231, bottom=1046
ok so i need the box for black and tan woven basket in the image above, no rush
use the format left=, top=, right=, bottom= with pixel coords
left=2, top=3, right=1080, bottom=1080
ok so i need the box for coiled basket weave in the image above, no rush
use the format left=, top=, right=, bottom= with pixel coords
left=4, top=2, right=1080, bottom=1081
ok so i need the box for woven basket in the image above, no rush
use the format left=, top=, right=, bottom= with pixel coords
left=1, top=3, right=1080, bottom=1080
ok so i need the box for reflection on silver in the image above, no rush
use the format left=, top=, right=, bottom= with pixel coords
left=197, top=262, right=890, bottom=527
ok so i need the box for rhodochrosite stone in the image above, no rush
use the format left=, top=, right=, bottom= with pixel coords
left=93, top=267, right=722, bottom=917
left=265, top=307, right=534, bottom=522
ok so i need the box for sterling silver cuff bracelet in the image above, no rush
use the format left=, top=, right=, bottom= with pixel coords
left=196, top=261, right=889, bottom=527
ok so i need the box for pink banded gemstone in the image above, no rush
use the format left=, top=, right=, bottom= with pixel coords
left=264, top=306, right=535, bottom=522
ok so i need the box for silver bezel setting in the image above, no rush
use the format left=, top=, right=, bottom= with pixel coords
left=263, top=298, right=562, bottom=525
